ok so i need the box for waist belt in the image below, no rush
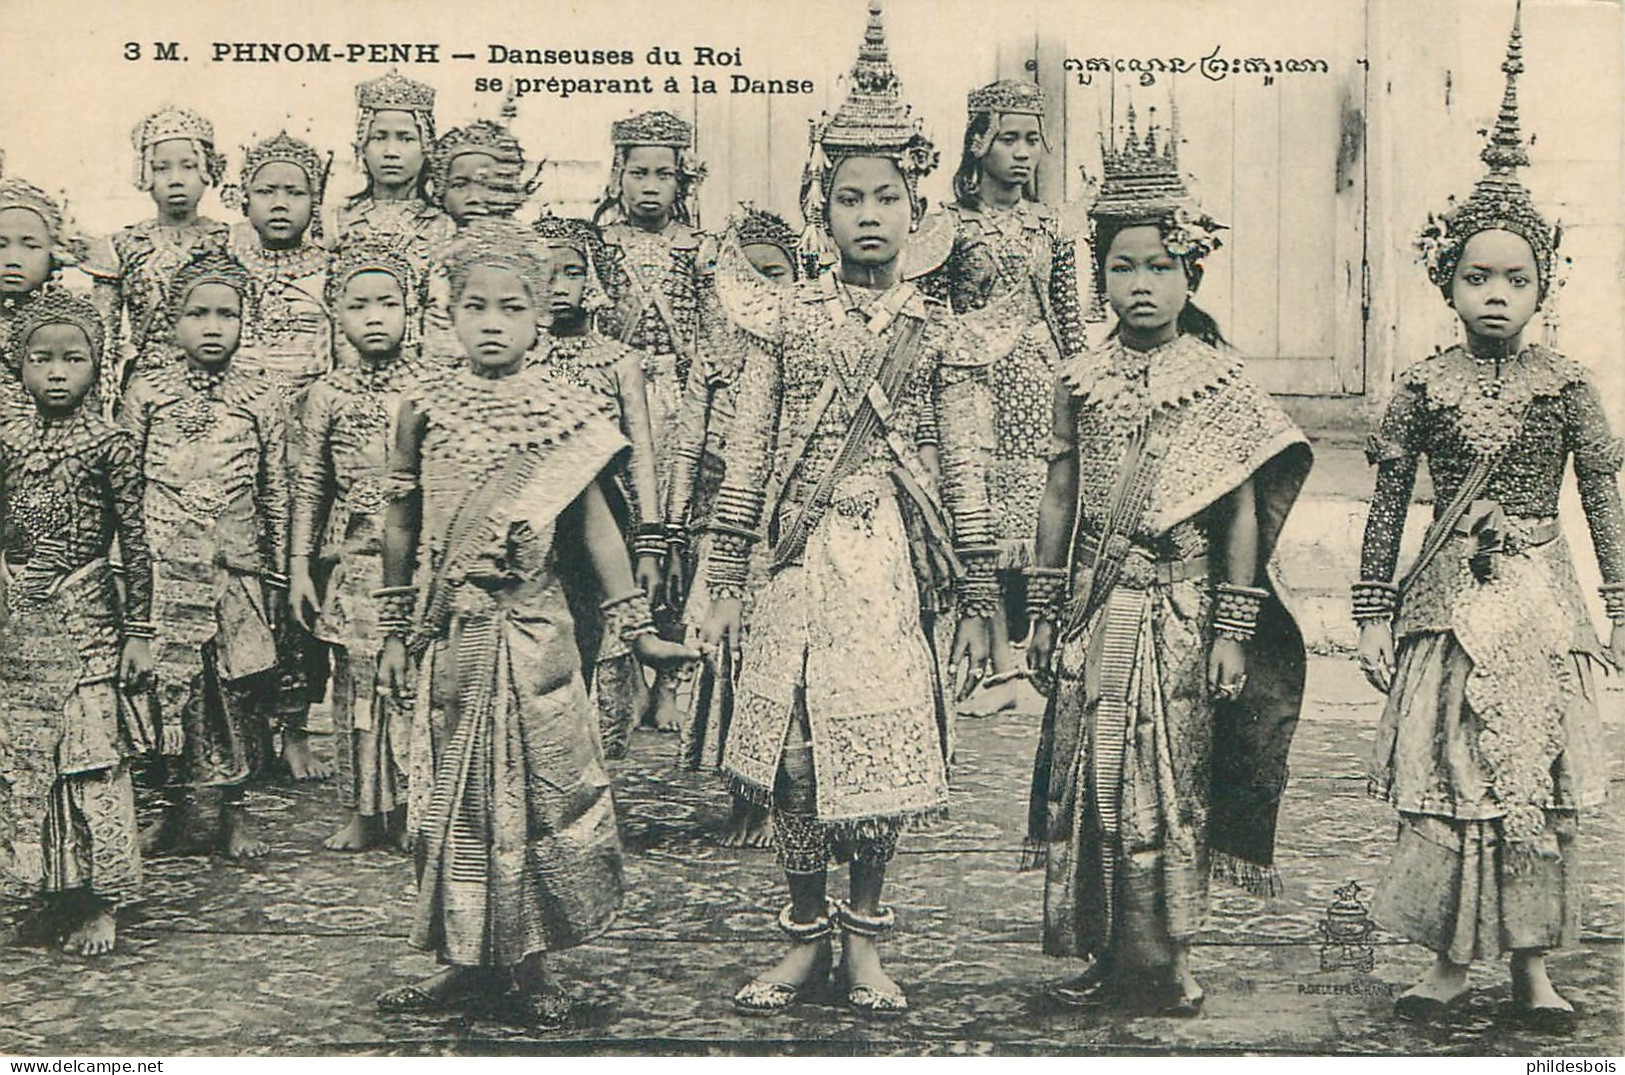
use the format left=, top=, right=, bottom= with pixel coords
left=1507, top=515, right=1561, bottom=551
left=1074, top=533, right=1209, bottom=589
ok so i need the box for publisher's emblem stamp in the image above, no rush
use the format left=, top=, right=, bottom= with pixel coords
left=1319, top=880, right=1376, bottom=972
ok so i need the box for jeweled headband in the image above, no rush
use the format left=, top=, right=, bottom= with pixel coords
left=131, top=105, right=227, bottom=190
left=439, top=217, right=551, bottom=301
left=7, top=286, right=105, bottom=373
left=167, top=249, right=254, bottom=321
left=353, top=69, right=438, bottom=165
left=429, top=120, right=529, bottom=217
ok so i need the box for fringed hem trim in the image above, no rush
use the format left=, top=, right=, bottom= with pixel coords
left=1211, top=851, right=1284, bottom=899
left=724, top=772, right=774, bottom=810
left=823, top=804, right=948, bottom=843
left=1019, top=839, right=1048, bottom=872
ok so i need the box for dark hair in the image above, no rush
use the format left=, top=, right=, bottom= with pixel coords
left=591, top=145, right=697, bottom=228
left=950, top=112, right=1039, bottom=211
left=1093, top=216, right=1227, bottom=349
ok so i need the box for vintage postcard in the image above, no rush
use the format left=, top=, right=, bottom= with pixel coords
left=0, top=0, right=1618, bottom=1060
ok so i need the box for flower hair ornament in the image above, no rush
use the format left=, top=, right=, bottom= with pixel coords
left=532, top=213, right=617, bottom=314
left=227, top=131, right=334, bottom=240
left=131, top=105, right=229, bottom=190
left=798, top=0, right=939, bottom=267
left=595, top=109, right=707, bottom=228
left=1416, top=0, right=1561, bottom=307
left=1085, top=104, right=1225, bottom=318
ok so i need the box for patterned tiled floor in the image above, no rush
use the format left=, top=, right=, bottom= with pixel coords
left=1, top=660, right=1619, bottom=1056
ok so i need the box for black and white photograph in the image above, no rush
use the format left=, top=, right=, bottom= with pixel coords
left=0, top=0, right=1619, bottom=1060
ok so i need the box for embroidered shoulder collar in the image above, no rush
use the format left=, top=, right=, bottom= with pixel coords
left=542, top=330, right=627, bottom=371
left=229, top=226, right=326, bottom=280
left=1059, top=334, right=1238, bottom=430
left=953, top=199, right=1055, bottom=239
left=145, top=359, right=276, bottom=409
left=1401, top=344, right=1586, bottom=457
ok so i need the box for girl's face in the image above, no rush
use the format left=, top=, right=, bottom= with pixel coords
left=174, top=281, right=243, bottom=367
left=619, top=146, right=679, bottom=226
left=149, top=138, right=207, bottom=215
left=454, top=263, right=538, bottom=374
left=743, top=242, right=794, bottom=284
left=363, top=110, right=427, bottom=192
left=245, top=161, right=314, bottom=246
left=442, top=151, right=498, bottom=225
left=338, top=270, right=407, bottom=360
left=1104, top=224, right=1188, bottom=345
left=827, top=156, right=912, bottom=271
left=980, top=113, right=1043, bottom=190
left=0, top=207, right=53, bottom=295
left=20, top=323, right=96, bottom=414
left=547, top=247, right=590, bottom=320
left=1450, top=228, right=1539, bottom=344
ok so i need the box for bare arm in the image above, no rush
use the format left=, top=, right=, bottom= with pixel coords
left=380, top=397, right=427, bottom=590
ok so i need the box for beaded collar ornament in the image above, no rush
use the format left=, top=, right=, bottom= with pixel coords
left=1416, top=0, right=1559, bottom=301
left=131, top=105, right=227, bottom=189
left=166, top=249, right=255, bottom=323
left=532, top=214, right=615, bottom=313
left=6, top=286, right=104, bottom=374
left=599, top=110, right=706, bottom=228
left=966, top=79, right=1050, bottom=157
left=234, top=132, right=333, bottom=220
left=353, top=68, right=438, bottom=164
left=0, top=174, right=86, bottom=268
left=440, top=216, right=551, bottom=303
left=429, top=107, right=536, bottom=218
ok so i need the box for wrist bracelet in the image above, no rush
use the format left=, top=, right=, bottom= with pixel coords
left=1601, top=582, right=1625, bottom=625
left=633, top=523, right=668, bottom=560
left=372, top=585, right=417, bottom=631
left=1351, top=580, right=1399, bottom=625
left=664, top=520, right=690, bottom=557
left=123, top=620, right=157, bottom=640
left=1023, top=566, right=1067, bottom=626
left=1213, top=582, right=1267, bottom=643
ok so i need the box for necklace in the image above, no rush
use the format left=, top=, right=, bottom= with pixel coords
left=174, top=364, right=228, bottom=437
left=1468, top=345, right=1521, bottom=399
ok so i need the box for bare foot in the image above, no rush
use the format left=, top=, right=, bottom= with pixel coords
left=1400, top=957, right=1470, bottom=1004
left=222, top=805, right=270, bottom=860
left=61, top=904, right=116, bottom=957
left=323, top=812, right=383, bottom=852
left=281, top=730, right=333, bottom=782
left=718, top=798, right=773, bottom=848
left=1512, top=951, right=1574, bottom=1012
left=639, top=679, right=683, bottom=733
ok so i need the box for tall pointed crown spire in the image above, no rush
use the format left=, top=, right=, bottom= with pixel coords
left=1481, top=0, right=1529, bottom=173
left=1418, top=0, right=1558, bottom=296
left=814, top=0, right=928, bottom=157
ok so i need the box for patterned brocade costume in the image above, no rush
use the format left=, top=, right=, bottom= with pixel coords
left=924, top=200, right=1088, bottom=570
left=292, top=356, right=423, bottom=821
left=335, top=198, right=454, bottom=264
left=119, top=362, right=289, bottom=787
left=597, top=221, right=716, bottom=509
left=1358, top=346, right=1621, bottom=960
left=397, top=365, right=628, bottom=967
left=229, top=224, right=331, bottom=396
left=1028, top=335, right=1311, bottom=966
left=0, top=409, right=152, bottom=906
left=535, top=329, right=661, bottom=758
left=708, top=267, right=996, bottom=848
left=84, top=218, right=230, bottom=391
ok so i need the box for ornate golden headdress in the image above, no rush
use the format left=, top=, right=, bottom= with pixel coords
left=131, top=105, right=227, bottom=189
left=965, top=78, right=1049, bottom=159
left=167, top=249, right=254, bottom=321
left=1090, top=105, right=1224, bottom=261
left=429, top=110, right=533, bottom=218
left=1416, top=0, right=1559, bottom=299
left=6, top=286, right=104, bottom=373
left=439, top=217, right=551, bottom=301
left=0, top=173, right=87, bottom=268
left=238, top=132, right=332, bottom=207
left=532, top=213, right=617, bottom=313
left=353, top=68, right=438, bottom=162
left=800, top=0, right=938, bottom=253
left=325, top=234, right=425, bottom=310
left=596, top=110, right=706, bottom=227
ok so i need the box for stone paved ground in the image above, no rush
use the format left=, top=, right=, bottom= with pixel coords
left=0, top=660, right=1619, bottom=1057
